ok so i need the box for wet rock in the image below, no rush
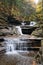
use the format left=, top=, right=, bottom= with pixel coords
left=0, top=38, right=4, bottom=42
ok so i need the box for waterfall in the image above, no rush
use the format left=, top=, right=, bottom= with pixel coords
left=15, top=26, right=23, bottom=35
left=6, top=43, right=14, bottom=52
left=30, top=22, right=36, bottom=26
left=5, top=39, right=17, bottom=54
left=4, top=38, right=29, bottom=54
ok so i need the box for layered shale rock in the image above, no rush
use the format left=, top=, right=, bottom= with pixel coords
left=31, top=21, right=43, bottom=37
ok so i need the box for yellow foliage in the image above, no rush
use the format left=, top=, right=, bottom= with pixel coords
left=11, top=7, right=21, bottom=17
left=36, top=2, right=42, bottom=13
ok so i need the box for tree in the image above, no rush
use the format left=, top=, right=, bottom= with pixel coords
left=31, top=1, right=43, bottom=37
left=14, top=0, right=36, bottom=21
left=0, top=0, right=36, bottom=23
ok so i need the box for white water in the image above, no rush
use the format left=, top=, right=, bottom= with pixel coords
left=5, top=39, right=17, bottom=54
left=30, top=22, right=36, bottom=26
left=4, top=38, right=29, bottom=54
left=15, top=26, right=23, bottom=35
left=6, top=44, right=14, bottom=52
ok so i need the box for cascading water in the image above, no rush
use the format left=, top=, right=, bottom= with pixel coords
left=30, top=22, right=36, bottom=26
left=5, top=39, right=17, bottom=54
left=15, top=26, right=23, bottom=35
left=6, top=43, right=14, bottom=52
left=4, top=38, right=29, bottom=54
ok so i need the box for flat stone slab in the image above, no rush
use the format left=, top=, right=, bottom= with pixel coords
left=0, top=51, right=42, bottom=65
left=0, top=47, right=5, bottom=51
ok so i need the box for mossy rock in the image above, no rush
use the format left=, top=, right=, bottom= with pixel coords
left=0, top=32, right=3, bottom=36
left=31, top=28, right=43, bottom=37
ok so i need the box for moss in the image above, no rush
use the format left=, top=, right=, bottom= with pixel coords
left=31, top=28, right=43, bottom=37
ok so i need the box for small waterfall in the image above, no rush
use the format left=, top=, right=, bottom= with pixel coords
left=6, top=43, right=14, bottom=52
left=5, top=39, right=17, bottom=54
left=30, top=22, right=36, bottom=26
left=4, top=38, right=30, bottom=54
left=15, top=26, right=23, bottom=35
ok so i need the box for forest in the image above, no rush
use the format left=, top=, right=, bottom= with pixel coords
left=0, top=0, right=43, bottom=37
